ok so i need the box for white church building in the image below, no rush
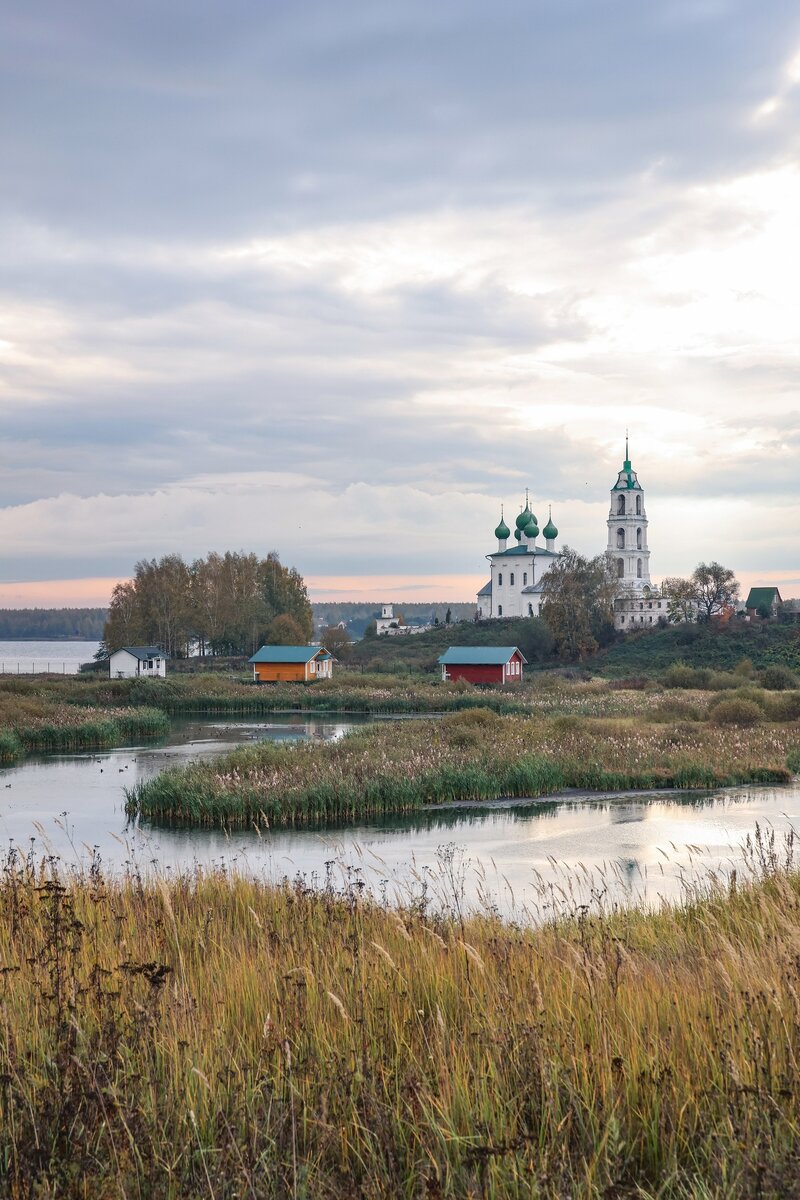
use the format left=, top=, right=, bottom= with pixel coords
left=475, top=495, right=561, bottom=619
left=476, top=441, right=666, bottom=630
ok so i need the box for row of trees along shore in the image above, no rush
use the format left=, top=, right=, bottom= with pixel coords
left=103, top=552, right=313, bottom=657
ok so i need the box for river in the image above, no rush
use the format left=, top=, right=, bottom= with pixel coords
left=1, top=713, right=798, bottom=919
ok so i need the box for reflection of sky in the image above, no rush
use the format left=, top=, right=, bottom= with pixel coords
left=1, top=716, right=798, bottom=922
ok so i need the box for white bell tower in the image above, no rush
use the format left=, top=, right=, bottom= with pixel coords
left=607, top=436, right=651, bottom=590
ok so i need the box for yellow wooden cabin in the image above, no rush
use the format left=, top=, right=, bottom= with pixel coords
left=248, top=645, right=333, bottom=683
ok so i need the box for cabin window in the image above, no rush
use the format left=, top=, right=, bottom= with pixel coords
left=498, top=605, right=503, bottom=616
left=146, top=660, right=153, bottom=669
left=510, top=572, right=515, bottom=586
left=637, top=558, right=643, bottom=578
left=616, top=558, right=624, bottom=578
left=617, top=495, right=626, bottom=515
left=636, top=495, right=642, bottom=515
left=498, top=573, right=503, bottom=586
left=616, top=528, right=625, bottom=548
left=310, top=660, right=315, bottom=672
left=636, top=527, right=642, bottom=549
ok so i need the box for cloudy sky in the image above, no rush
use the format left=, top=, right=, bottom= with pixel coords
left=1, top=0, right=799, bottom=605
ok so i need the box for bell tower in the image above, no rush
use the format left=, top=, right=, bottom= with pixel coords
left=607, top=435, right=651, bottom=590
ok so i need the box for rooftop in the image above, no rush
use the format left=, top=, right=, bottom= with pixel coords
left=438, top=646, right=527, bottom=666
left=249, top=645, right=326, bottom=664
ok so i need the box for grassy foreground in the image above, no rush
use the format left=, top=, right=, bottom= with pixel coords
left=3, top=841, right=800, bottom=1198
left=126, top=708, right=800, bottom=828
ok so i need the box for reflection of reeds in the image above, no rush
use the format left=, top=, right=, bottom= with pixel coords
left=126, top=707, right=800, bottom=829
left=2, top=832, right=800, bottom=1197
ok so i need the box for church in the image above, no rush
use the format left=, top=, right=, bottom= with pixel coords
left=476, top=441, right=666, bottom=630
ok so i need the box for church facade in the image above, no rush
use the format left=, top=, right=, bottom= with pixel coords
left=476, top=442, right=667, bottom=630
left=475, top=496, right=561, bottom=620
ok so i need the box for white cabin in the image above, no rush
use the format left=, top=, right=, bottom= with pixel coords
left=109, top=646, right=167, bottom=679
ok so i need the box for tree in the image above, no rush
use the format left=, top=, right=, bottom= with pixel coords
left=662, top=576, right=699, bottom=625
left=540, top=548, right=617, bottom=660
left=692, top=561, right=739, bottom=622
left=445, top=608, right=452, bottom=625
left=266, top=614, right=308, bottom=645
left=320, top=625, right=352, bottom=660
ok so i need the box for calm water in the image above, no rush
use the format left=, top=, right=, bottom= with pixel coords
left=1, top=713, right=798, bottom=919
left=0, top=639, right=101, bottom=675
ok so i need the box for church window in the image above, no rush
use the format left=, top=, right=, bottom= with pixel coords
left=498, top=605, right=503, bottom=616
left=616, top=558, right=624, bottom=578
left=616, top=528, right=625, bottom=549
left=637, top=559, right=643, bottom=578
left=498, top=573, right=502, bottom=586
left=620, top=615, right=625, bottom=623
left=636, top=495, right=642, bottom=515
left=510, top=573, right=515, bottom=586
left=617, top=495, right=626, bottom=515
left=636, top=528, right=642, bottom=549
left=528, top=603, right=533, bottom=616
left=523, top=572, right=527, bottom=585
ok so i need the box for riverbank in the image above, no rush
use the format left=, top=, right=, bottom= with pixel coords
left=3, top=842, right=800, bottom=1198
left=126, top=708, right=800, bottom=828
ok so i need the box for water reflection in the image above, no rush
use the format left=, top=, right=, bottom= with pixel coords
left=0, top=714, right=797, bottom=921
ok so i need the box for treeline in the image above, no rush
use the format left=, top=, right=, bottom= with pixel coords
left=104, top=552, right=313, bottom=657
left=0, top=608, right=107, bottom=640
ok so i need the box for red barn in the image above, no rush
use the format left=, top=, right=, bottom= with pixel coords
left=438, top=646, right=527, bottom=686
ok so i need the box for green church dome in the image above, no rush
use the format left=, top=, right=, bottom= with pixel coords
left=515, top=506, right=531, bottom=531
left=495, top=516, right=510, bottom=540
left=514, top=527, right=522, bottom=542
left=525, top=520, right=539, bottom=539
left=543, top=515, right=558, bottom=540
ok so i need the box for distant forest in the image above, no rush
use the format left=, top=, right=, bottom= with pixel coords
left=0, top=608, right=108, bottom=640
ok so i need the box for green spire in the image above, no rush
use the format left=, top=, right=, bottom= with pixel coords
left=623, top=429, right=631, bottom=471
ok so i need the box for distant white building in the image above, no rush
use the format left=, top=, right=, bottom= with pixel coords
left=475, top=496, right=562, bottom=619
left=109, top=646, right=167, bottom=679
left=375, top=604, right=432, bottom=637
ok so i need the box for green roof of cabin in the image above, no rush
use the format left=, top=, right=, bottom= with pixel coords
left=745, top=587, right=782, bottom=609
left=438, top=646, right=528, bottom=666
left=249, top=645, right=325, bottom=664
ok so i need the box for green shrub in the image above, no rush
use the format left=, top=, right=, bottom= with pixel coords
left=648, top=697, right=703, bottom=723
left=767, top=692, right=800, bottom=723
left=762, top=664, right=798, bottom=691
left=734, top=657, right=755, bottom=677
left=708, top=698, right=764, bottom=726
left=788, top=746, right=800, bottom=774
left=707, top=671, right=740, bottom=691
left=662, top=663, right=711, bottom=689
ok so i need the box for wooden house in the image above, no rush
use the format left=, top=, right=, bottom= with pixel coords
left=438, top=646, right=526, bottom=686
left=248, top=645, right=333, bottom=683
left=745, top=587, right=783, bottom=619
left=109, top=646, right=167, bottom=679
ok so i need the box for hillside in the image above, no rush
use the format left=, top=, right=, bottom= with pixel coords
left=347, top=616, right=555, bottom=672
left=596, top=620, right=800, bottom=677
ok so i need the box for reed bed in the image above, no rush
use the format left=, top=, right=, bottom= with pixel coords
left=2, top=834, right=800, bottom=1198
left=0, top=701, right=168, bottom=762
left=126, top=708, right=800, bottom=829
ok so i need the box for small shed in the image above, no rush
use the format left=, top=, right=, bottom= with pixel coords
left=249, top=645, right=332, bottom=683
left=109, top=646, right=167, bottom=679
left=438, top=646, right=526, bottom=686
left=745, top=587, right=783, bottom=619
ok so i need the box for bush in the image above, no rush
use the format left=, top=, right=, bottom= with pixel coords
left=788, top=746, right=800, bottom=774
left=708, top=698, right=764, bottom=726
left=734, top=657, right=755, bottom=678
left=762, top=664, right=798, bottom=691
left=766, top=692, right=800, bottom=723
left=706, top=671, right=740, bottom=691
left=663, top=663, right=710, bottom=689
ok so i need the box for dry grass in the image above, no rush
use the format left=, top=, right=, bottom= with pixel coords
left=2, top=833, right=800, bottom=1197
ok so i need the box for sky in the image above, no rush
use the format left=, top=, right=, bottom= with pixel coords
left=1, top=0, right=799, bottom=607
